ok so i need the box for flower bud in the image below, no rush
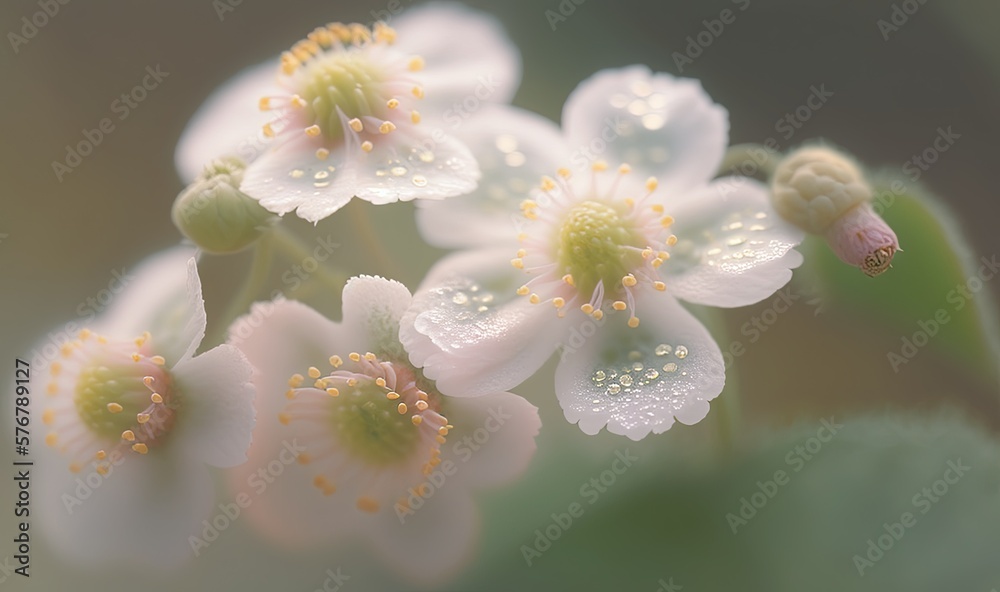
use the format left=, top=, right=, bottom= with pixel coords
left=771, top=146, right=899, bottom=277
left=172, top=157, right=277, bottom=254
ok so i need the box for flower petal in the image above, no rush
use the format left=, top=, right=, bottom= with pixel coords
left=340, top=275, right=413, bottom=362
left=439, top=391, right=541, bottom=489
left=416, top=105, right=570, bottom=249
left=395, top=2, right=521, bottom=111
left=174, top=60, right=280, bottom=183
left=400, top=248, right=565, bottom=397
left=172, top=344, right=256, bottom=468
left=37, top=445, right=214, bottom=568
left=555, top=290, right=725, bottom=440
left=562, top=65, right=728, bottom=193
left=240, top=126, right=480, bottom=223
left=97, top=248, right=206, bottom=365
left=662, top=178, right=804, bottom=308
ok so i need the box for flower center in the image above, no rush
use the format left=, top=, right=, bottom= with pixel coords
left=44, top=330, right=180, bottom=475
left=512, top=163, right=678, bottom=328
left=259, top=22, right=426, bottom=158
left=555, top=200, right=645, bottom=301
left=281, top=351, right=450, bottom=514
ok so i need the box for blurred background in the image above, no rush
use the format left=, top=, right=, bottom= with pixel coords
left=1, top=0, right=999, bottom=590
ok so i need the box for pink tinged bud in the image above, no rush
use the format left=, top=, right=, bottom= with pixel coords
left=824, top=201, right=900, bottom=277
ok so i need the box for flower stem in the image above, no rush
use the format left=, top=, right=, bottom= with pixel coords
left=347, top=200, right=402, bottom=279
left=270, top=225, right=349, bottom=294
left=209, top=231, right=275, bottom=345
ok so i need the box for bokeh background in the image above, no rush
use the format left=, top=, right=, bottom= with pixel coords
left=2, top=0, right=999, bottom=590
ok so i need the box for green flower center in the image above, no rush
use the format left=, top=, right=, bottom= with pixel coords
left=555, top=200, right=645, bottom=298
left=74, top=360, right=177, bottom=445
left=331, top=379, right=420, bottom=466
left=299, top=52, right=386, bottom=142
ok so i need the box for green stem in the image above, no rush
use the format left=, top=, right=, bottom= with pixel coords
left=347, top=200, right=402, bottom=279
left=717, top=143, right=782, bottom=181
left=270, top=225, right=349, bottom=294
left=210, top=231, right=275, bottom=345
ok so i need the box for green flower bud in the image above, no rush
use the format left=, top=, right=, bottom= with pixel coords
left=172, top=157, right=277, bottom=254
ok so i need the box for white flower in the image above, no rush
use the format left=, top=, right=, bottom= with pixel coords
left=227, top=276, right=540, bottom=584
left=175, top=3, right=521, bottom=223
left=34, top=247, right=255, bottom=567
left=401, top=66, right=805, bottom=440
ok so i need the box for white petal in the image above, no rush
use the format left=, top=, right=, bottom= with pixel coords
left=37, top=445, right=214, bottom=568
left=240, top=127, right=480, bottom=223
left=340, top=275, right=413, bottom=360
left=416, top=105, right=570, bottom=249
left=97, top=248, right=206, bottom=364
left=172, top=344, right=256, bottom=468
left=662, top=178, right=804, bottom=308
left=562, top=65, right=728, bottom=193
left=400, top=248, right=565, bottom=397
left=174, top=60, right=280, bottom=183
left=439, top=391, right=541, bottom=489
left=555, top=290, right=725, bottom=440
left=366, top=489, right=479, bottom=586
left=395, top=2, right=520, bottom=111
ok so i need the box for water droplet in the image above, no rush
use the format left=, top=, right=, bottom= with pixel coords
left=645, top=369, right=659, bottom=380
left=289, top=169, right=304, bottom=179
left=391, top=166, right=407, bottom=176
left=675, top=346, right=688, bottom=359
left=727, top=237, right=746, bottom=247
left=418, top=150, right=435, bottom=163
left=451, top=293, right=468, bottom=305
left=593, top=370, right=606, bottom=382
left=313, top=181, right=330, bottom=188
left=755, top=212, right=767, bottom=219
left=619, top=375, right=633, bottom=387
left=375, top=169, right=387, bottom=177
left=504, top=151, right=526, bottom=167
left=607, top=384, right=621, bottom=395
left=314, top=170, right=329, bottom=180
left=749, top=224, right=766, bottom=231
left=727, top=221, right=744, bottom=230
left=662, top=362, right=678, bottom=372
left=631, top=362, right=644, bottom=372
left=655, top=344, right=672, bottom=356
left=476, top=305, right=488, bottom=312
left=641, top=114, right=665, bottom=130
left=495, top=134, right=518, bottom=153
left=412, top=175, right=428, bottom=187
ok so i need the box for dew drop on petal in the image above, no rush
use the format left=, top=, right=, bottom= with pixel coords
left=675, top=346, right=688, bottom=359
left=607, top=384, right=621, bottom=395
left=412, top=175, right=427, bottom=187
left=655, top=344, right=672, bottom=356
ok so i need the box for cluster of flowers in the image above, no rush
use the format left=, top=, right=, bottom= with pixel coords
left=33, top=3, right=898, bottom=584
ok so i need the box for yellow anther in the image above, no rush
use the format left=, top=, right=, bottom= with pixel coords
left=646, top=177, right=659, bottom=192
left=45, top=433, right=57, bottom=446
left=47, top=382, right=58, bottom=396
left=150, top=356, right=165, bottom=366
left=364, top=352, right=376, bottom=361
left=386, top=98, right=400, bottom=109
left=612, top=301, right=627, bottom=311
left=563, top=274, right=576, bottom=286
left=622, top=274, right=638, bottom=287
left=529, top=294, right=541, bottom=305
left=408, top=56, right=425, bottom=71
left=581, top=303, right=595, bottom=315
left=122, top=430, right=135, bottom=442
left=652, top=258, right=664, bottom=268
left=50, top=362, right=61, bottom=376
left=131, top=443, right=149, bottom=454
left=150, top=393, right=163, bottom=404
left=349, top=352, right=361, bottom=362
left=397, top=402, right=408, bottom=414
left=297, top=453, right=310, bottom=465
left=415, top=400, right=429, bottom=411
left=131, top=353, right=141, bottom=362
left=654, top=281, right=666, bottom=291
left=411, top=86, right=424, bottom=99
left=516, top=285, right=530, bottom=296
left=438, top=426, right=449, bottom=436
left=263, top=123, right=276, bottom=138
left=511, top=258, right=524, bottom=269
left=540, top=177, right=556, bottom=191
left=435, top=435, right=447, bottom=444
left=289, top=374, right=304, bottom=387
left=316, top=148, right=330, bottom=160
left=553, top=297, right=566, bottom=308
left=361, top=141, right=374, bottom=152
left=348, top=118, right=364, bottom=133
left=326, top=387, right=340, bottom=397
left=410, top=110, right=421, bottom=124
left=667, top=235, right=678, bottom=246
left=305, top=125, right=322, bottom=137
left=411, top=415, right=423, bottom=425
left=357, top=497, right=380, bottom=513
left=375, top=377, right=387, bottom=387
left=106, top=402, right=123, bottom=413
left=628, top=317, right=640, bottom=328
left=618, top=163, right=632, bottom=174
left=516, top=248, right=527, bottom=258
left=386, top=391, right=400, bottom=400
left=379, top=121, right=396, bottom=134
left=278, top=413, right=291, bottom=425
left=661, top=216, right=675, bottom=228
left=557, top=168, right=571, bottom=178
left=42, top=409, right=55, bottom=425
left=137, top=413, right=150, bottom=424
left=592, top=160, right=608, bottom=172
left=308, top=366, right=321, bottom=379
left=651, top=204, right=664, bottom=213
left=69, top=463, right=82, bottom=474
left=96, top=464, right=109, bottom=476
left=314, top=379, right=327, bottom=389
left=329, top=355, right=343, bottom=368
left=285, top=389, right=296, bottom=399
left=290, top=95, right=307, bottom=108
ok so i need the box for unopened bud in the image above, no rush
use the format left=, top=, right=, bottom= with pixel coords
left=771, top=146, right=899, bottom=277
left=172, top=157, right=277, bottom=254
